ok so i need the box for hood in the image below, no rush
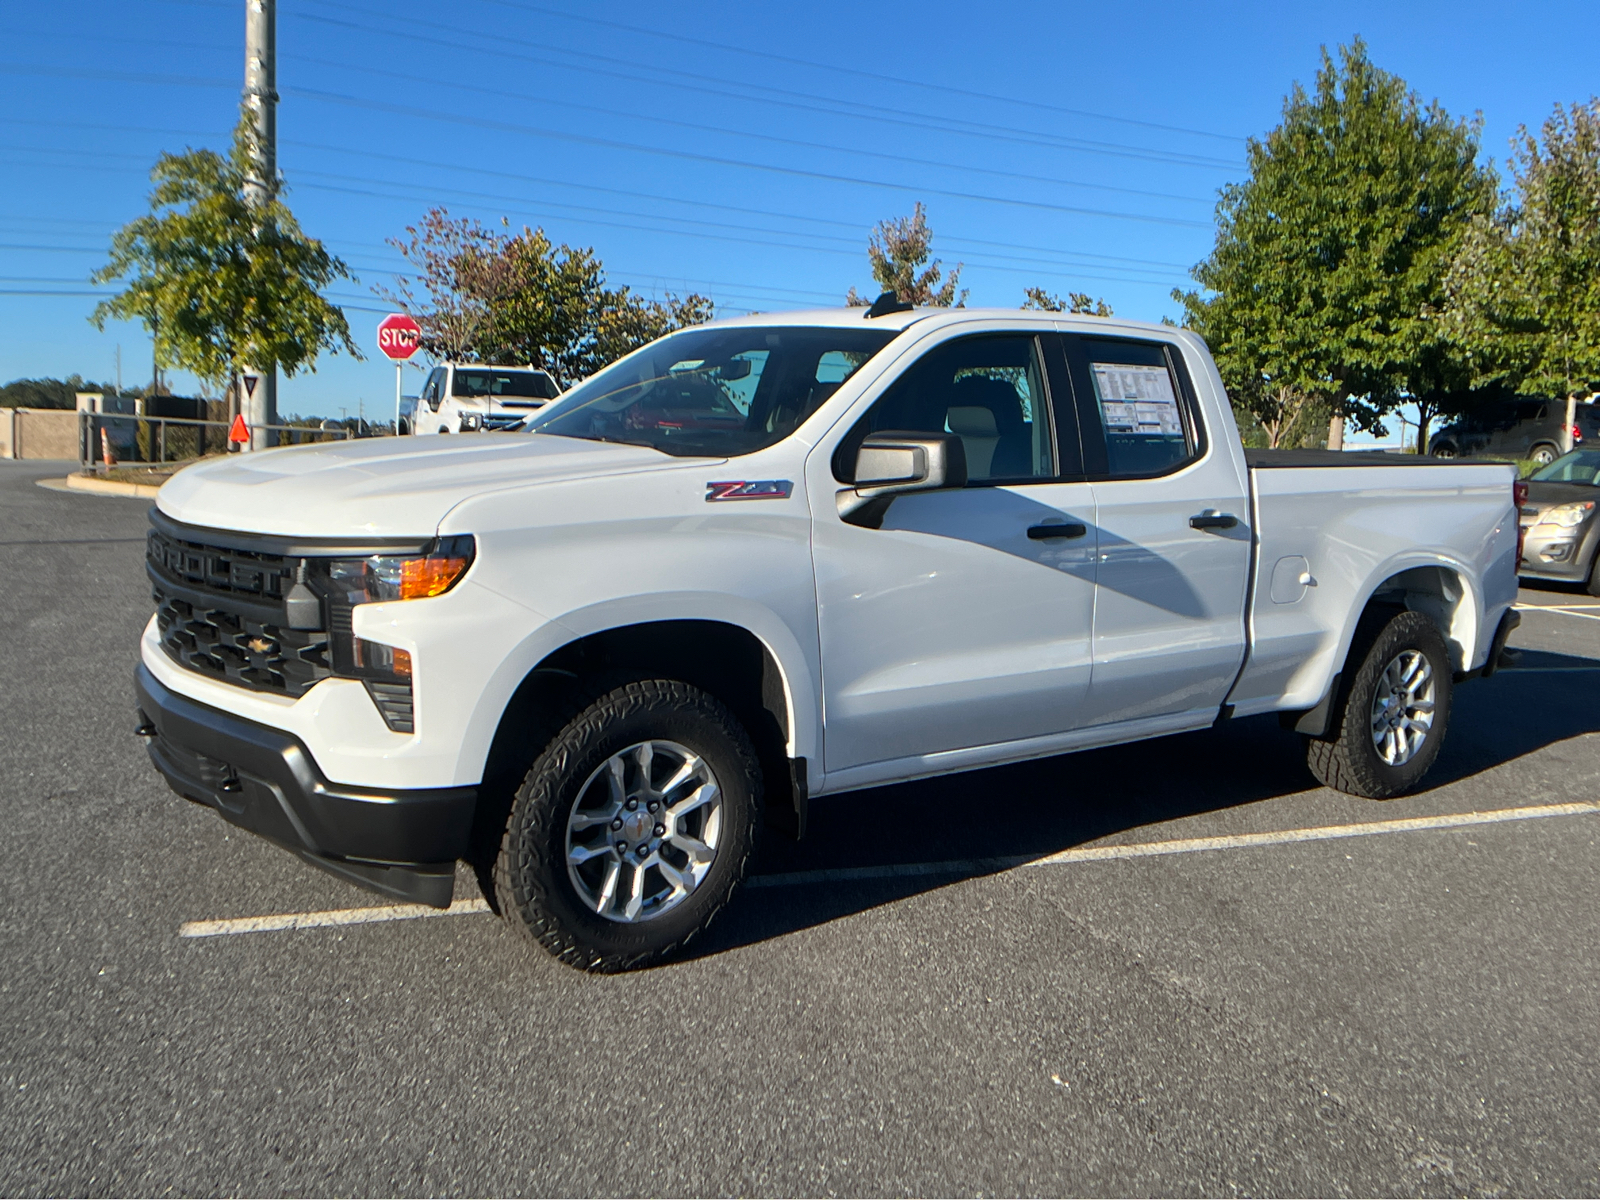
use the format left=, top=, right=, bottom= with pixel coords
left=1523, top=479, right=1600, bottom=511
left=157, top=432, right=708, bottom=537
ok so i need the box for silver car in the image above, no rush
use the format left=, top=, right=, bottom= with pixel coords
left=1519, top=449, right=1600, bottom=592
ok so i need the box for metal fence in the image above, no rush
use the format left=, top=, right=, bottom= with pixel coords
left=78, top=411, right=358, bottom=472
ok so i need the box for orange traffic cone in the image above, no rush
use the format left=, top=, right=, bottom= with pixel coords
left=100, top=428, right=116, bottom=467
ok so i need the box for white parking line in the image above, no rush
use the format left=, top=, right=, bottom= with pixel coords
left=747, top=801, right=1599, bottom=888
left=180, top=897, right=490, bottom=938
left=179, top=802, right=1599, bottom=937
left=1517, top=604, right=1600, bottom=622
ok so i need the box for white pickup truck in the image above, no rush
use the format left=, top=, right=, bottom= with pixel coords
left=408, top=361, right=561, bottom=435
left=136, top=302, right=1521, bottom=971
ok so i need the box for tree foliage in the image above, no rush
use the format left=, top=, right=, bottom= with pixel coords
left=1176, top=40, right=1497, bottom=449
left=378, top=209, right=714, bottom=387
left=1444, top=98, right=1600, bottom=405
left=1021, top=287, right=1113, bottom=316
left=90, top=113, right=358, bottom=391
left=0, top=375, right=116, bottom=410
left=847, top=203, right=967, bottom=307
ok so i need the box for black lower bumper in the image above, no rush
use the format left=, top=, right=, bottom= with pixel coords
left=135, top=664, right=476, bottom=908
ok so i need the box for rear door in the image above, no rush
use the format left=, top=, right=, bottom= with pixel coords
left=812, top=330, right=1100, bottom=775
left=1054, top=332, right=1251, bottom=726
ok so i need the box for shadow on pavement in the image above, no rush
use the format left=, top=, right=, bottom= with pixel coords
left=688, top=659, right=1600, bottom=962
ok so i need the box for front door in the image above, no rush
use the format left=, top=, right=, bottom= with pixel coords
left=813, top=331, right=1100, bottom=775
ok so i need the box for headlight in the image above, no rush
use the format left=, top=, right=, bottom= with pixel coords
left=322, top=535, right=476, bottom=604
left=314, top=535, right=474, bottom=734
left=460, top=412, right=482, bottom=431
left=1535, top=501, right=1596, bottom=528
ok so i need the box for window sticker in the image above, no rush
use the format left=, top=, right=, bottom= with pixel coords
left=1090, top=363, right=1183, bottom=436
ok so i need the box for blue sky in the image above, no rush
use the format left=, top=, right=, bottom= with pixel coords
left=3, top=0, right=1597, bottom=436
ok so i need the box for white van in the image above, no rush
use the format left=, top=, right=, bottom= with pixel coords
left=412, top=363, right=561, bottom=435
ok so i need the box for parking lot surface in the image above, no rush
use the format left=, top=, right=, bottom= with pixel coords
left=2, top=458, right=1597, bottom=1197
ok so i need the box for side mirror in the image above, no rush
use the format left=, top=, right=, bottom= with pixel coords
left=838, top=431, right=967, bottom=527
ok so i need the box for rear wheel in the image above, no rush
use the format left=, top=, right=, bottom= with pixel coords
left=1430, top=441, right=1457, bottom=459
left=493, top=678, right=760, bottom=972
left=1305, top=610, right=1454, bottom=799
left=1530, top=442, right=1560, bottom=465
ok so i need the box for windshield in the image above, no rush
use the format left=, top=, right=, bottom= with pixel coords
left=1531, top=449, right=1600, bottom=485
left=453, top=368, right=559, bottom=399
left=524, top=325, right=898, bottom=456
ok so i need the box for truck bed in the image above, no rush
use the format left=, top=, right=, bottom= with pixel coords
left=1225, top=454, right=1519, bottom=719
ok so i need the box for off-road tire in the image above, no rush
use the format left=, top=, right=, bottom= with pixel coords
left=1305, top=610, right=1454, bottom=799
left=493, top=678, right=760, bottom=972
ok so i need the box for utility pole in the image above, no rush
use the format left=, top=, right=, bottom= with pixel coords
left=241, top=0, right=277, bottom=450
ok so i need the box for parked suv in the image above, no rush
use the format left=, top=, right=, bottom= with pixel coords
left=1429, top=399, right=1599, bottom=464
left=1518, top=448, right=1600, bottom=593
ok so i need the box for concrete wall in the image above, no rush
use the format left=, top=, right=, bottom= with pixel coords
left=0, top=409, right=80, bottom=460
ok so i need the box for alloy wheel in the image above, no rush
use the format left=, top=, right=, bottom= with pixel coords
left=564, top=740, right=723, bottom=923
left=1368, top=649, right=1436, bottom=767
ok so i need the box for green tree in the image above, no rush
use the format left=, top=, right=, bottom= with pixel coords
left=1175, top=39, right=1497, bottom=452
left=378, top=209, right=713, bottom=387
left=0, top=375, right=113, bottom=410
left=1444, top=98, right=1600, bottom=445
left=1021, top=287, right=1113, bottom=317
left=379, top=210, right=515, bottom=363
left=90, top=113, right=358, bottom=399
left=847, top=203, right=967, bottom=307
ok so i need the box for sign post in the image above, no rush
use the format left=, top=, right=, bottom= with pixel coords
left=376, top=313, right=423, bottom=435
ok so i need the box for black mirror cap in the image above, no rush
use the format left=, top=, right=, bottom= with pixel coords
left=864, top=291, right=915, bottom=319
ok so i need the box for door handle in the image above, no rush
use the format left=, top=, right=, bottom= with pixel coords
left=1189, top=512, right=1239, bottom=531
left=1027, top=522, right=1088, bottom=540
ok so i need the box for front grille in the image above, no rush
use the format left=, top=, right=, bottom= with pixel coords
left=147, top=528, right=332, bottom=697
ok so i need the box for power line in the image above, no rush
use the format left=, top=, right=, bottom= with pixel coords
left=0, top=153, right=1192, bottom=290
left=5, top=7, right=1245, bottom=168
left=0, top=67, right=1215, bottom=228
left=0, top=117, right=1200, bottom=270
left=466, top=0, right=1247, bottom=145
left=289, top=86, right=1213, bottom=230
left=289, top=49, right=1214, bottom=206
left=293, top=5, right=1242, bottom=173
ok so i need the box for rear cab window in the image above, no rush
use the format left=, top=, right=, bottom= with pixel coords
left=1057, top=335, right=1206, bottom=478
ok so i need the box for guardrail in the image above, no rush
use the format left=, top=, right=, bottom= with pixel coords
left=77, top=412, right=360, bottom=472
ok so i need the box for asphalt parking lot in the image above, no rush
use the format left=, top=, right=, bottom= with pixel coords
left=2, top=457, right=1597, bottom=1197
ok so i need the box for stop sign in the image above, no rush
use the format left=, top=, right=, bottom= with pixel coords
left=376, top=312, right=422, bottom=361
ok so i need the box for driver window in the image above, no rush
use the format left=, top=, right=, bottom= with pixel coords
left=837, top=335, right=1056, bottom=483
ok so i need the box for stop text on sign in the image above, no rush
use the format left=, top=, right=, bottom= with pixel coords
left=376, top=313, right=422, bottom=361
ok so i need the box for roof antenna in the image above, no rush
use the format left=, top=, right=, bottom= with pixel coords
left=864, top=291, right=914, bottom=319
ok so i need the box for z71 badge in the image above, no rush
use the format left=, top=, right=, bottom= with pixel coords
left=705, top=480, right=794, bottom=502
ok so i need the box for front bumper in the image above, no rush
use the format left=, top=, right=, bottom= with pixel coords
left=136, top=664, right=476, bottom=907
left=1519, top=525, right=1596, bottom=582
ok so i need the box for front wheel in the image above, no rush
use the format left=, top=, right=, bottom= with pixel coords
left=1305, top=610, right=1454, bottom=799
left=493, top=679, right=760, bottom=972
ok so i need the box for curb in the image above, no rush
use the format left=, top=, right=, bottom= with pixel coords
left=38, top=474, right=166, bottom=499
